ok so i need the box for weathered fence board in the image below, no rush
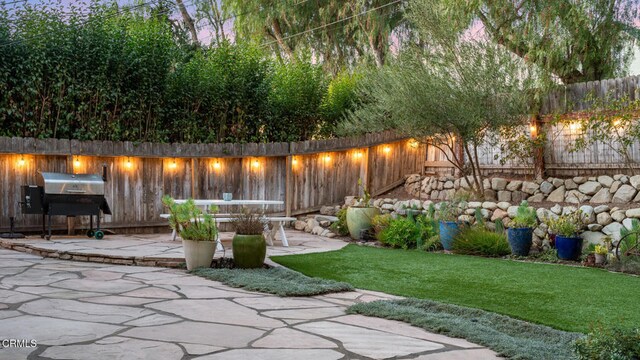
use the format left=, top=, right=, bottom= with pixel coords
left=0, top=135, right=424, bottom=232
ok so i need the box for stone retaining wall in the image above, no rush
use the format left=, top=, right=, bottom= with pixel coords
left=368, top=197, right=634, bottom=250
left=404, top=174, right=640, bottom=204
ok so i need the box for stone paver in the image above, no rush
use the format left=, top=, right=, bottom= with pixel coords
left=0, top=236, right=497, bottom=359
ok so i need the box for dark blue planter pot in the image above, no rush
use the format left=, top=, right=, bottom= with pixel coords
left=507, top=228, right=533, bottom=256
left=556, top=235, right=583, bottom=261
left=439, top=221, right=460, bottom=251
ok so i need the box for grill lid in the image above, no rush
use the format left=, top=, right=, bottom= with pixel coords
left=37, top=172, right=105, bottom=195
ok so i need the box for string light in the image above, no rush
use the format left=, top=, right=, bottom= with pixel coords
left=409, top=140, right=419, bottom=149
left=17, top=156, right=25, bottom=167
left=169, top=159, right=177, bottom=169
left=354, top=151, right=363, bottom=159
left=323, top=154, right=331, bottom=163
left=213, top=160, right=221, bottom=170
left=74, top=157, right=80, bottom=168
left=125, top=157, right=132, bottom=169
left=292, top=157, right=298, bottom=166
left=383, top=146, right=391, bottom=154
left=252, top=159, right=260, bottom=169
left=530, top=124, right=537, bottom=133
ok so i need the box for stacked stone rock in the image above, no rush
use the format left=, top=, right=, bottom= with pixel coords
left=404, top=174, right=640, bottom=204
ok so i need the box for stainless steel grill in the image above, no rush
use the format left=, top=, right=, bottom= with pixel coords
left=21, top=166, right=111, bottom=240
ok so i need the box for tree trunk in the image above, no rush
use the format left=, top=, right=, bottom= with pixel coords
left=176, top=0, right=198, bottom=44
left=271, top=18, right=295, bottom=61
left=368, top=32, right=385, bottom=67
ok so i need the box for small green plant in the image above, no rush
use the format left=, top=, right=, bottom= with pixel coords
left=452, top=228, right=511, bottom=257
left=355, top=178, right=372, bottom=207
left=619, top=219, right=639, bottom=255
left=415, top=214, right=437, bottom=249
left=232, top=209, right=266, bottom=235
left=162, top=196, right=218, bottom=241
left=427, top=203, right=436, bottom=218
left=574, top=323, right=640, bottom=360
left=330, top=208, right=350, bottom=236
left=594, top=245, right=608, bottom=255
left=510, top=201, right=537, bottom=229
left=437, top=201, right=461, bottom=222
left=547, top=210, right=586, bottom=237
left=474, top=208, right=485, bottom=227
left=371, top=214, right=392, bottom=237
left=494, top=218, right=505, bottom=234
left=378, top=217, right=421, bottom=249
left=422, top=235, right=442, bottom=252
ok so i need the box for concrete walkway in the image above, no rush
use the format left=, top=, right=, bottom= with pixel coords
left=0, top=248, right=500, bottom=359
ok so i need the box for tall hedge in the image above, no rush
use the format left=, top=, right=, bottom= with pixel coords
left=0, top=4, right=357, bottom=143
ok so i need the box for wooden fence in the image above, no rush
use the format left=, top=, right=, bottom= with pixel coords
left=0, top=132, right=425, bottom=232
left=425, top=75, right=640, bottom=177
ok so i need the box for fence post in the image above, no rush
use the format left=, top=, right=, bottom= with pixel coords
left=66, top=155, right=75, bottom=235
left=285, top=155, right=293, bottom=217
left=190, top=158, right=196, bottom=198
left=364, top=147, right=372, bottom=195
left=531, top=115, right=546, bottom=180
left=454, top=138, right=464, bottom=178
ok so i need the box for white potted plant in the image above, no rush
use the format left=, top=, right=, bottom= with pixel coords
left=163, top=196, right=218, bottom=270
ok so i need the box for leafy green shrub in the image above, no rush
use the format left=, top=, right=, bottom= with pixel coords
left=453, top=228, right=510, bottom=257
left=547, top=210, right=586, bottom=237
left=415, top=214, right=437, bottom=249
left=422, top=235, right=442, bottom=252
left=495, top=218, right=505, bottom=234
left=510, top=201, right=537, bottom=228
left=605, top=257, right=640, bottom=275
left=378, top=217, right=421, bottom=249
left=619, top=218, right=639, bottom=256
left=574, top=324, right=640, bottom=360
left=371, top=214, right=392, bottom=237
left=330, top=208, right=349, bottom=236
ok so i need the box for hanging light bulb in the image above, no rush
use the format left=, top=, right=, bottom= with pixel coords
left=125, top=157, right=132, bottom=169
left=74, top=157, right=80, bottom=168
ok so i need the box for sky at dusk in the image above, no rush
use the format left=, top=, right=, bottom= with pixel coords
left=6, top=0, right=640, bottom=75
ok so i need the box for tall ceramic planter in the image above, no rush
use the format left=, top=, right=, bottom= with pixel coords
left=439, top=221, right=460, bottom=251
left=346, top=207, right=380, bottom=240
left=232, top=234, right=267, bottom=269
left=556, top=235, right=583, bottom=261
left=182, top=239, right=216, bottom=270
left=507, top=228, right=533, bottom=256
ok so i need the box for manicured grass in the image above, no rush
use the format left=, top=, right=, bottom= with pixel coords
left=191, top=267, right=353, bottom=296
left=271, top=244, right=640, bottom=333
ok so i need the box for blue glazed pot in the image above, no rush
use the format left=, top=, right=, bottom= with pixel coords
left=507, top=228, right=533, bottom=256
left=439, top=221, right=460, bottom=251
left=556, top=235, right=583, bottom=261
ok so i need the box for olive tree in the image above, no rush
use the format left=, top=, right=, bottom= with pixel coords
left=340, top=0, right=543, bottom=195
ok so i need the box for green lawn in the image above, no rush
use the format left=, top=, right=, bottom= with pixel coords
left=271, top=244, right=640, bottom=333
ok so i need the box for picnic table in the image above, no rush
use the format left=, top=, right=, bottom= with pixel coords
left=161, top=199, right=295, bottom=247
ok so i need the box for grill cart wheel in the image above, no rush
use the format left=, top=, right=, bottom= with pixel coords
left=86, top=230, right=95, bottom=237
left=94, top=231, right=104, bottom=240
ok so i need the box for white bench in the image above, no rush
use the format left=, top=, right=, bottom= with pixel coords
left=160, top=214, right=296, bottom=247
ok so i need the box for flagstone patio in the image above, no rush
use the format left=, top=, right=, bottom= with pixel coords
left=0, top=248, right=500, bottom=359
left=0, top=230, right=348, bottom=268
